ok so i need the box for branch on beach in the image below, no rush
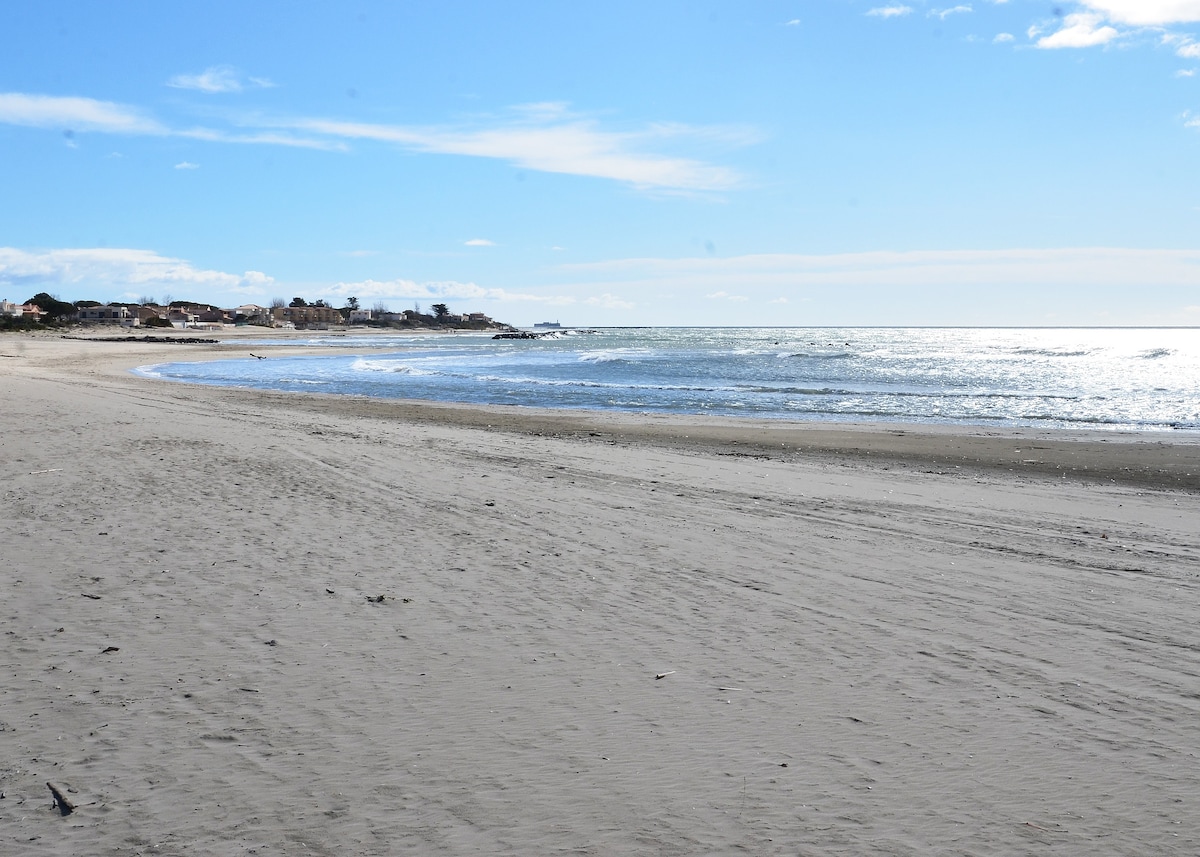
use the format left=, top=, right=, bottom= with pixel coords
left=46, top=782, right=74, bottom=816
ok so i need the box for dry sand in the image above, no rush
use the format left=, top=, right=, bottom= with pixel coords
left=3, top=331, right=1199, bottom=856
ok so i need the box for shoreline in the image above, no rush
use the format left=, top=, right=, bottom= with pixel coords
left=5, top=328, right=1199, bottom=491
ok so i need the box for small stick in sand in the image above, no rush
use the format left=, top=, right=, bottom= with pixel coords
left=47, top=782, right=74, bottom=816
left=655, top=671, right=676, bottom=680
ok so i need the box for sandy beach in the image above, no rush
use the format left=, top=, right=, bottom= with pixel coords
left=3, top=330, right=1199, bottom=856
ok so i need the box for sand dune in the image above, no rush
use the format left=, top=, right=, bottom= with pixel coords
left=3, top=333, right=1199, bottom=855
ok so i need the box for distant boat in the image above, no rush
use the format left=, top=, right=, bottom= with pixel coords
left=533, top=321, right=563, bottom=329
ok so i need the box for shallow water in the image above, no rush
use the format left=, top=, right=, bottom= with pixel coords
left=135, top=327, right=1200, bottom=432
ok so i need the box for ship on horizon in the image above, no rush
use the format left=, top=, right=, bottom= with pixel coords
left=532, top=321, right=563, bottom=329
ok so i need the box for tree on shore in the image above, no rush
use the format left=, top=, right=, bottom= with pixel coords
left=431, top=303, right=450, bottom=321
left=25, top=292, right=75, bottom=320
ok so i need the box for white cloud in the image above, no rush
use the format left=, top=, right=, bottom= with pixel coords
left=554, top=247, right=1200, bottom=293
left=0, top=92, right=165, bottom=134
left=867, top=5, right=913, bottom=18
left=931, top=6, right=973, bottom=20
left=464, top=238, right=496, bottom=246
left=1178, top=41, right=1200, bottom=57
left=1078, top=1, right=1200, bottom=26
left=994, top=32, right=1015, bottom=42
left=705, top=290, right=749, bottom=301
left=323, top=277, right=567, bottom=304
left=785, top=19, right=801, bottom=26
left=0, top=91, right=341, bottom=150
left=1036, top=13, right=1119, bottom=49
left=175, top=127, right=346, bottom=150
left=273, top=111, right=746, bottom=192
left=0, top=247, right=274, bottom=294
left=1177, top=68, right=1197, bottom=75
left=174, top=161, right=199, bottom=170
left=584, top=293, right=635, bottom=310
left=167, top=65, right=275, bottom=94
left=0, top=92, right=743, bottom=192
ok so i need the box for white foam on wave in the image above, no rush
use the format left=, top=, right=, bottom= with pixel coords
left=351, top=357, right=435, bottom=376
left=577, top=348, right=649, bottom=363
left=131, top=363, right=168, bottom=379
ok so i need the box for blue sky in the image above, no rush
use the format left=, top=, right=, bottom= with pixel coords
left=2, top=0, right=1199, bottom=325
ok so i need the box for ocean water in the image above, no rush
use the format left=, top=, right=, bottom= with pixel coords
left=134, top=327, right=1200, bottom=432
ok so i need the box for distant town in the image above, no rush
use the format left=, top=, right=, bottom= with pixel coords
left=0, top=293, right=515, bottom=332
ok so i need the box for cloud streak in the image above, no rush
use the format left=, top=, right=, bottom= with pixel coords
left=0, top=92, right=165, bottom=134
left=0, top=247, right=273, bottom=294
left=0, top=92, right=343, bottom=150
left=553, top=247, right=1200, bottom=290
left=867, top=6, right=913, bottom=18
left=1036, top=13, right=1120, bottom=48
left=272, top=113, right=746, bottom=191
left=323, top=277, right=572, bottom=304
left=167, top=65, right=275, bottom=93
left=1078, top=1, right=1200, bottom=26
left=0, top=92, right=744, bottom=192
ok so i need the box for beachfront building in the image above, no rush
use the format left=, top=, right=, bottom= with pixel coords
left=233, top=304, right=274, bottom=325
left=76, top=304, right=138, bottom=326
left=348, top=309, right=374, bottom=324
left=1, top=300, right=47, bottom=320
left=168, top=309, right=199, bottom=328
left=272, top=305, right=345, bottom=329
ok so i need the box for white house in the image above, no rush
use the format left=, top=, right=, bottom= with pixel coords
left=76, top=305, right=137, bottom=326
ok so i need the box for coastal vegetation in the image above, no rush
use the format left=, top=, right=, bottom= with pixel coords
left=1, top=292, right=512, bottom=332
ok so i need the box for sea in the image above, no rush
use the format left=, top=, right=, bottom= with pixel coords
left=133, top=327, right=1200, bottom=433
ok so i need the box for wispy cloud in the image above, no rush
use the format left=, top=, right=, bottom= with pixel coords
left=584, top=293, right=634, bottom=310
left=0, top=247, right=273, bottom=293
left=1077, top=1, right=1200, bottom=26
left=1035, top=13, right=1119, bottom=49
left=994, top=32, right=1015, bottom=42
left=271, top=110, right=748, bottom=192
left=183, top=128, right=345, bottom=150
left=1164, top=32, right=1200, bottom=58
left=1030, top=3, right=1200, bottom=52
left=167, top=65, right=275, bottom=94
left=464, top=238, right=496, bottom=246
left=323, top=277, right=570, bottom=304
left=174, top=161, right=199, bottom=170
left=0, top=92, right=745, bottom=193
left=0, top=92, right=343, bottom=150
left=0, top=92, right=165, bottom=134
left=553, top=247, right=1200, bottom=291
left=930, top=6, right=973, bottom=20
left=867, top=5, right=913, bottom=18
